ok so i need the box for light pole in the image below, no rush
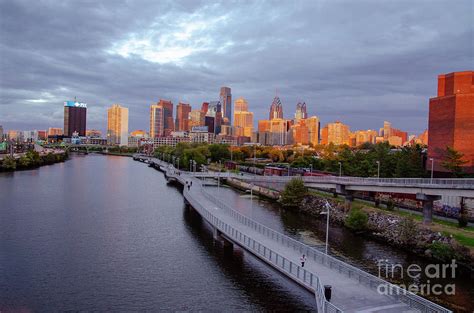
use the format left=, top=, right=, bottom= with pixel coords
left=338, top=161, right=342, bottom=177
left=430, top=158, right=434, bottom=184
left=218, top=160, right=222, bottom=191
left=254, top=145, right=257, bottom=177
left=321, top=200, right=331, bottom=255
left=310, top=163, right=313, bottom=174
left=177, top=157, right=180, bottom=171
left=189, top=159, right=192, bottom=172
left=376, top=160, right=380, bottom=179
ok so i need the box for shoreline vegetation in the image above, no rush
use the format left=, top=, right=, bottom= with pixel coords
left=224, top=176, right=474, bottom=269
left=0, top=150, right=68, bottom=172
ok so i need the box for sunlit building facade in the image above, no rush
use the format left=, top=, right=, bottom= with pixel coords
left=233, top=97, right=253, bottom=137
left=175, top=102, right=191, bottom=131
left=220, top=87, right=232, bottom=125
left=107, top=104, right=129, bottom=146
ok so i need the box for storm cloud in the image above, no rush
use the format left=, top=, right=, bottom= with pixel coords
left=0, top=0, right=472, bottom=134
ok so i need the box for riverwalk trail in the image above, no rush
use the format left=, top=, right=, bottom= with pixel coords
left=135, top=156, right=451, bottom=313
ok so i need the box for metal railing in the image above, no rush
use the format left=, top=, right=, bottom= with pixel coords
left=195, top=178, right=451, bottom=313
left=150, top=161, right=451, bottom=313
left=184, top=183, right=340, bottom=313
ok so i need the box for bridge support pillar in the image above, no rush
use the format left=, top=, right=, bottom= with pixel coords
left=416, top=193, right=441, bottom=225
left=344, top=194, right=354, bottom=211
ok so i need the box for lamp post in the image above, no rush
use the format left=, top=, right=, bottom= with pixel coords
left=430, top=158, right=434, bottom=184
left=177, top=157, right=180, bottom=171
left=376, top=160, right=380, bottom=179
left=189, top=159, right=192, bottom=172
left=338, top=161, right=342, bottom=177
left=218, top=160, right=222, bottom=191
left=321, top=200, right=331, bottom=255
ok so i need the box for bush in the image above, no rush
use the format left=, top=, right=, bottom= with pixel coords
left=1, top=156, right=17, bottom=170
left=428, top=241, right=459, bottom=262
left=345, top=209, right=368, bottom=231
left=386, top=198, right=395, bottom=211
left=398, top=217, right=418, bottom=245
left=280, top=178, right=308, bottom=208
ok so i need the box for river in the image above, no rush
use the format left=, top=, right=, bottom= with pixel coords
left=0, top=155, right=471, bottom=312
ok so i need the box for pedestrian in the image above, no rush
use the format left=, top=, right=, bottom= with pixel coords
left=190, top=181, right=192, bottom=187
left=300, top=254, right=307, bottom=267
left=187, top=181, right=190, bottom=191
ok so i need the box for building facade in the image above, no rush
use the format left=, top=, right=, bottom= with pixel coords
left=269, top=96, right=283, bottom=120
left=175, top=102, right=191, bottom=131
left=107, top=104, right=129, bottom=146
left=63, top=101, right=87, bottom=137
left=428, top=71, right=474, bottom=173
left=220, top=87, right=232, bottom=125
left=233, top=97, right=253, bottom=137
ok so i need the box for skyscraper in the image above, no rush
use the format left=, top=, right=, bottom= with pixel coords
left=220, top=87, right=232, bottom=125
left=322, top=121, right=350, bottom=145
left=428, top=71, right=474, bottom=173
left=0, top=125, right=3, bottom=140
left=269, top=96, right=283, bottom=120
left=150, top=104, right=163, bottom=138
left=294, top=102, right=307, bottom=121
left=306, top=116, right=320, bottom=146
left=175, top=102, right=191, bottom=131
left=150, top=100, right=174, bottom=138
left=206, top=101, right=222, bottom=134
left=233, top=97, right=253, bottom=137
left=107, top=104, right=129, bottom=146
left=63, top=100, right=87, bottom=137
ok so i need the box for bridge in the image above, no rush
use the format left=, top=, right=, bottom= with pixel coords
left=134, top=156, right=451, bottom=313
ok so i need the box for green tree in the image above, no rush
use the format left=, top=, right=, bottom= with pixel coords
left=280, top=178, right=308, bottom=208
left=345, top=209, right=368, bottom=231
left=441, top=146, right=468, bottom=177
left=18, top=155, right=31, bottom=168
left=209, top=144, right=230, bottom=162
left=1, top=156, right=17, bottom=170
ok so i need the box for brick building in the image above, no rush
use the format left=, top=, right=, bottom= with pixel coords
left=428, top=71, right=474, bottom=173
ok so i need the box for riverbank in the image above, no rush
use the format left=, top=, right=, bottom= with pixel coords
left=0, top=150, right=68, bottom=172
left=223, top=176, right=473, bottom=269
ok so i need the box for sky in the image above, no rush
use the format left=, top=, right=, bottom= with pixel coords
left=0, top=0, right=472, bottom=135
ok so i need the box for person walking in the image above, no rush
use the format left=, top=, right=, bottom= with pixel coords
left=187, top=181, right=190, bottom=191
left=300, top=254, right=307, bottom=267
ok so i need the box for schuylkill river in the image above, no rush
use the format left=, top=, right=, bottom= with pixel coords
left=0, top=155, right=472, bottom=312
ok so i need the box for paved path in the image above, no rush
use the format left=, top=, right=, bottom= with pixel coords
left=136, top=156, right=450, bottom=313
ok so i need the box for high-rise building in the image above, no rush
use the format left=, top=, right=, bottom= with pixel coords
left=269, top=118, right=289, bottom=145
left=269, top=96, right=283, bottom=120
left=322, top=121, right=350, bottom=145
left=107, top=104, right=129, bottom=146
left=0, top=125, right=4, bottom=140
left=290, top=120, right=309, bottom=145
left=150, top=100, right=174, bottom=138
left=382, top=121, right=391, bottom=139
left=233, top=97, right=253, bottom=137
left=150, top=104, right=164, bottom=138
left=220, top=87, right=232, bottom=125
left=354, top=130, right=378, bottom=146
left=294, top=102, right=307, bottom=121
left=206, top=101, right=222, bottom=134
left=428, top=71, right=474, bottom=173
left=189, top=110, right=205, bottom=129
left=63, top=100, right=87, bottom=137
left=175, top=102, right=191, bottom=131
left=306, top=116, right=320, bottom=146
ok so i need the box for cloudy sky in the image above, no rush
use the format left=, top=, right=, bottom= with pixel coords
left=0, top=0, right=472, bottom=135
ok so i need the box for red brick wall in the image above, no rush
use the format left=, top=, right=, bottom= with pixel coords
left=454, top=94, right=474, bottom=170
left=428, top=96, right=455, bottom=171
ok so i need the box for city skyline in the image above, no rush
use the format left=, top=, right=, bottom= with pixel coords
left=1, top=1, right=471, bottom=134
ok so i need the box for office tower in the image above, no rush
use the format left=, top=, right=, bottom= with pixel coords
left=354, top=130, right=378, bottom=146
left=175, top=102, right=191, bottom=131
left=233, top=97, right=253, bottom=137
left=206, top=101, right=222, bottom=134
left=382, top=121, right=391, bottom=139
left=189, top=110, right=205, bottom=130
left=150, top=104, right=164, bottom=138
left=0, top=125, right=3, bottom=140
left=150, top=100, right=174, bottom=138
left=322, top=121, right=350, bottom=145
left=107, top=104, right=129, bottom=146
left=63, top=100, right=87, bottom=137
left=220, top=87, right=232, bottom=125
left=269, top=118, right=289, bottom=145
left=48, top=127, right=63, bottom=136
left=204, top=116, right=215, bottom=134
left=290, top=120, right=309, bottom=145
left=201, top=102, right=209, bottom=114
left=294, top=102, right=307, bottom=121
left=269, top=96, right=283, bottom=120
left=428, top=71, right=474, bottom=173
left=37, top=130, right=47, bottom=140
left=306, top=116, right=320, bottom=146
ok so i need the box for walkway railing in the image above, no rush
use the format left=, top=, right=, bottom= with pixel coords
left=184, top=183, right=341, bottom=313
left=196, top=179, right=451, bottom=313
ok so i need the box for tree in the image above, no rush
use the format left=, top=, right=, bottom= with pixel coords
left=280, top=178, right=308, bottom=208
left=344, top=209, right=368, bottom=231
left=1, top=156, right=17, bottom=170
left=209, top=144, right=230, bottom=162
left=441, top=146, right=467, bottom=177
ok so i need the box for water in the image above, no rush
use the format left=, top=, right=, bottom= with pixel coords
left=0, top=155, right=314, bottom=311
left=1, top=155, right=472, bottom=312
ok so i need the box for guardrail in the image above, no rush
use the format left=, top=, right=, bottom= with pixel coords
left=184, top=182, right=341, bottom=313
left=196, top=178, right=451, bottom=313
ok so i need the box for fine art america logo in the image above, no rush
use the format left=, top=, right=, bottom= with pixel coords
left=377, top=259, right=456, bottom=296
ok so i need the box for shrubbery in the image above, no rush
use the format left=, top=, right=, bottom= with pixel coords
left=280, top=178, right=308, bottom=208
left=345, top=209, right=368, bottom=231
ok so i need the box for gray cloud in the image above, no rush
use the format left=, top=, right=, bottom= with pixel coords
left=0, top=0, right=472, bottom=135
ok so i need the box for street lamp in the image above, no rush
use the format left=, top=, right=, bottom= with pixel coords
left=177, top=157, right=180, bottom=171
left=189, top=159, right=192, bottom=172
left=338, top=161, right=342, bottom=177
left=430, top=158, right=434, bottom=184
left=320, top=200, right=331, bottom=255
left=376, top=160, right=380, bottom=179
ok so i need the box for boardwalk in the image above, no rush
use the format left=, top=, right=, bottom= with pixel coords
left=136, top=156, right=451, bottom=313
